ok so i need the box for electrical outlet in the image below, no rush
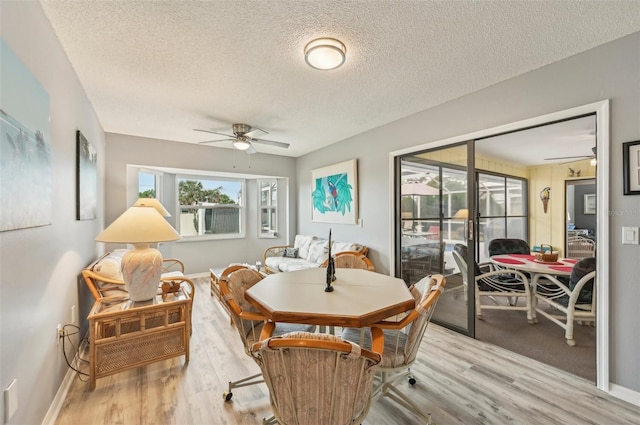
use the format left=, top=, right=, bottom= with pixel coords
left=56, top=324, right=62, bottom=346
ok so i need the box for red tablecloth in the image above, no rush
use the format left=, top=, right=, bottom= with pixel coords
left=563, top=259, right=578, bottom=264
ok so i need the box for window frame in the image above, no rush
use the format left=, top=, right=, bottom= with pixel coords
left=257, top=179, right=278, bottom=238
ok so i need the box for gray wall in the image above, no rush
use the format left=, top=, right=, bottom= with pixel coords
left=574, top=183, right=597, bottom=232
left=0, top=2, right=105, bottom=424
left=105, top=133, right=297, bottom=273
left=297, top=33, right=640, bottom=391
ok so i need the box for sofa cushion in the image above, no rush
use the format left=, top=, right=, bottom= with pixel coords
left=332, top=241, right=364, bottom=254
left=294, top=235, right=316, bottom=260
left=279, top=259, right=321, bottom=272
left=265, top=257, right=320, bottom=273
left=306, top=239, right=329, bottom=264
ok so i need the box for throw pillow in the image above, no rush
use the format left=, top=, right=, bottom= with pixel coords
left=283, top=247, right=299, bottom=258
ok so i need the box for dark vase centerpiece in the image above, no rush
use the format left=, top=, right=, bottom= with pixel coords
left=325, top=229, right=336, bottom=292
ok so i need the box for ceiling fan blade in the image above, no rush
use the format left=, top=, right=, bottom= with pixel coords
left=543, top=155, right=593, bottom=161
left=244, top=127, right=268, bottom=139
left=194, top=128, right=234, bottom=138
left=246, top=144, right=258, bottom=154
left=252, top=138, right=290, bottom=149
left=198, top=138, right=235, bottom=144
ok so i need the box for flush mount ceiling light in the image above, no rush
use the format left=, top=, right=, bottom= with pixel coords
left=233, top=136, right=252, bottom=150
left=304, top=38, right=346, bottom=70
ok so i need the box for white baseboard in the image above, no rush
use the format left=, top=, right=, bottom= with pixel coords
left=41, top=338, right=89, bottom=425
left=610, top=383, right=640, bottom=407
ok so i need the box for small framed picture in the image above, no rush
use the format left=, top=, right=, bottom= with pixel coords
left=584, top=194, right=596, bottom=215
left=623, top=140, right=640, bottom=195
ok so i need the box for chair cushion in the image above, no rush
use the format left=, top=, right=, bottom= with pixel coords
left=488, top=238, right=531, bottom=255
left=569, top=257, right=596, bottom=303
left=341, top=327, right=407, bottom=368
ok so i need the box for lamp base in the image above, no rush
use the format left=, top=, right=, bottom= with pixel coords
left=121, top=246, right=163, bottom=301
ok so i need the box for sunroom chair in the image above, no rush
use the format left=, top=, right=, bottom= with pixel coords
left=487, top=238, right=531, bottom=256
left=250, top=323, right=383, bottom=425
left=453, top=244, right=533, bottom=323
left=566, top=236, right=596, bottom=259
left=219, top=268, right=315, bottom=402
left=532, top=257, right=596, bottom=346
left=210, top=264, right=249, bottom=297
left=321, top=251, right=375, bottom=271
left=341, top=274, right=445, bottom=423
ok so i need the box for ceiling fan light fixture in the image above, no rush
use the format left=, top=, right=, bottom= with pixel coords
left=304, top=38, right=346, bottom=70
left=234, top=137, right=251, bottom=151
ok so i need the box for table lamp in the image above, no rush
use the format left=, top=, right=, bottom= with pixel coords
left=95, top=205, right=180, bottom=301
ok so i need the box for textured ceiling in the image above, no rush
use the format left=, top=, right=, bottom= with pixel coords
left=40, top=0, right=640, bottom=158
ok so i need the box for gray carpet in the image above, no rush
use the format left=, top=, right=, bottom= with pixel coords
left=475, top=307, right=596, bottom=382
left=434, top=277, right=596, bottom=383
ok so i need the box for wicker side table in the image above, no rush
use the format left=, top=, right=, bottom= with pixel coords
left=88, top=289, right=191, bottom=390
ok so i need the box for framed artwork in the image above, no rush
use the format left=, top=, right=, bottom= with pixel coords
left=76, top=130, right=97, bottom=220
left=311, top=159, right=358, bottom=224
left=583, top=194, right=596, bottom=215
left=623, top=140, right=640, bottom=195
left=0, top=38, right=52, bottom=232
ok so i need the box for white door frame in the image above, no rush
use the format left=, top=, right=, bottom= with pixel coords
left=389, top=100, right=610, bottom=391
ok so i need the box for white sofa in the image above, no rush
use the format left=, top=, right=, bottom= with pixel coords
left=263, top=234, right=367, bottom=274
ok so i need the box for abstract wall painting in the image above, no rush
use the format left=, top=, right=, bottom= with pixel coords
left=0, top=38, right=52, bottom=232
left=311, top=159, right=358, bottom=224
left=76, top=130, right=97, bottom=220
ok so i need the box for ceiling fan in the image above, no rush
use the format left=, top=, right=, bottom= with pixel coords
left=195, top=123, right=290, bottom=154
left=543, top=146, right=597, bottom=162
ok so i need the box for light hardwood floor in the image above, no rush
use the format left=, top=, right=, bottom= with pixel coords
left=55, top=277, right=640, bottom=425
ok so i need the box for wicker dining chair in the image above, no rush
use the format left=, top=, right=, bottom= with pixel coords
left=321, top=251, right=375, bottom=271
left=341, top=274, right=445, bottom=423
left=250, top=323, right=383, bottom=425
left=219, top=268, right=315, bottom=402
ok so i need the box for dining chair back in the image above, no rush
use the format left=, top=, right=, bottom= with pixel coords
left=251, top=325, right=383, bottom=425
left=566, top=236, right=596, bottom=259
left=453, top=243, right=533, bottom=323
left=532, top=257, right=596, bottom=346
left=219, top=268, right=315, bottom=402
left=488, top=238, right=531, bottom=256
left=321, top=251, right=375, bottom=271
left=341, top=274, right=445, bottom=423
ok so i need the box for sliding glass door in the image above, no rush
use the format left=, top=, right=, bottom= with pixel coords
left=396, top=143, right=475, bottom=335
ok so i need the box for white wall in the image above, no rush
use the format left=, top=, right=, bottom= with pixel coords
left=105, top=133, right=297, bottom=273
left=297, top=33, right=640, bottom=392
left=0, top=2, right=105, bottom=424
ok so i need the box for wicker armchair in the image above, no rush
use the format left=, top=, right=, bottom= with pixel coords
left=219, top=269, right=315, bottom=402
left=251, top=323, right=383, bottom=425
left=82, top=254, right=195, bottom=302
left=566, top=236, right=596, bottom=259
left=321, top=251, right=374, bottom=271
left=341, top=274, right=445, bottom=423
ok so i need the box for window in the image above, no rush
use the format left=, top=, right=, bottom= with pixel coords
left=176, top=175, right=244, bottom=239
left=138, top=170, right=161, bottom=199
left=258, top=179, right=278, bottom=237
left=477, top=172, right=528, bottom=262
